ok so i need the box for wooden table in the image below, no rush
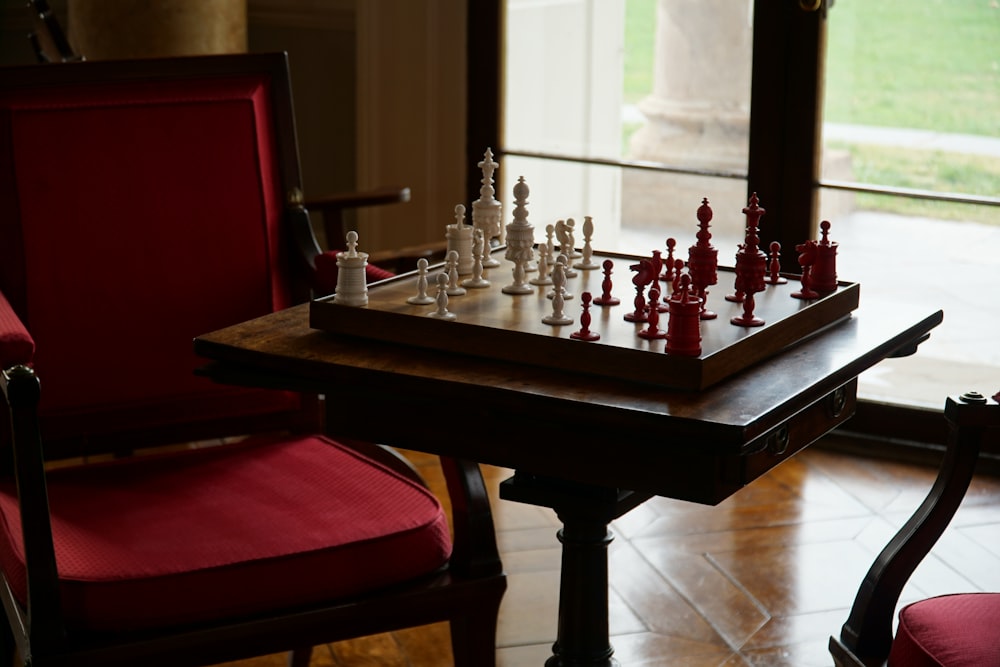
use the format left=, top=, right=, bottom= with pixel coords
left=194, top=300, right=941, bottom=666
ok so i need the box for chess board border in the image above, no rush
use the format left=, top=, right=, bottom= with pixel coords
left=309, top=249, right=860, bottom=391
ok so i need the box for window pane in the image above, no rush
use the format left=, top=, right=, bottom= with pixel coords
left=821, top=0, right=1000, bottom=406
left=503, top=0, right=753, bottom=243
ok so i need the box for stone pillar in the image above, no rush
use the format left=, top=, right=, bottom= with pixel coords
left=68, top=0, right=247, bottom=60
left=624, top=0, right=752, bottom=238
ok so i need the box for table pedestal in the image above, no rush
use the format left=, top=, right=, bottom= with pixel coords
left=500, top=473, right=653, bottom=666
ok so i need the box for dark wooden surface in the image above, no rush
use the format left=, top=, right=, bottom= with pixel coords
left=194, top=301, right=941, bottom=505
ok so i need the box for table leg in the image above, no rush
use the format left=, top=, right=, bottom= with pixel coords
left=546, top=511, right=617, bottom=666
left=500, top=473, right=651, bottom=667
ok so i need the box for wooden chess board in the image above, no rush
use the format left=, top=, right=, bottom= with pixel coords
left=309, top=249, right=860, bottom=391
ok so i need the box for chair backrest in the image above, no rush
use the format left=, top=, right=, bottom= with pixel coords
left=0, top=53, right=320, bottom=456
left=26, top=0, right=83, bottom=63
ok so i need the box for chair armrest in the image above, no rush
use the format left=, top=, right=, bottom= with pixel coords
left=834, top=394, right=1000, bottom=664
left=439, top=456, right=503, bottom=579
left=0, top=291, right=35, bottom=369
left=304, top=186, right=411, bottom=215
left=0, top=365, right=65, bottom=646
left=304, top=186, right=411, bottom=252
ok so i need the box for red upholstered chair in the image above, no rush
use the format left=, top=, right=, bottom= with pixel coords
left=830, top=392, right=1000, bottom=667
left=0, top=53, right=505, bottom=667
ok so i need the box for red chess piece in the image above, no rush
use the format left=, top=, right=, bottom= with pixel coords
left=638, top=284, right=666, bottom=339
left=764, top=240, right=788, bottom=285
left=670, top=259, right=685, bottom=295
left=725, top=244, right=746, bottom=303
left=649, top=250, right=668, bottom=313
left=687, top=198, right=719, bottom=320
left=792, top=239, right=820, bottom=300
left=571, top=292, right=601, bottom=341
left=661, top=237, right=677, bottom=281
left=625, top=258, right=654, bottom=323
left=811, top=220, right=839, bottom=294
left=592, top=259, right=620, bottom=306
left=730, top=194, right=767, bottom=327
left=665, top=274, right=702, bottom=356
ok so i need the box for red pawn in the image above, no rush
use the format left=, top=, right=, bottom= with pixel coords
left=571, top=292, right=601, bottom=341
left=661, top=237, right=677, bottom=281
left=638, top=284, right=666, bottom=339
left=765, top=241, right=787, bottom=285
left=593, top=259, right=620, bottom=306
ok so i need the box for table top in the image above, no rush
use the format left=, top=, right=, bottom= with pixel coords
left=194, top=301, right=941, bottom=504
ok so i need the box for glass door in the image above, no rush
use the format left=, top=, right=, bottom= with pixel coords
left=818, top=0, right=1000, bottom=408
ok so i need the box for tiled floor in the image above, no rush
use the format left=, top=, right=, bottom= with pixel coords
left=220, top=436, right=1000, bottom=666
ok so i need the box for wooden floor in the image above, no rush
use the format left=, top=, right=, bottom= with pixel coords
left=217, top=434, right=1000, bottom=667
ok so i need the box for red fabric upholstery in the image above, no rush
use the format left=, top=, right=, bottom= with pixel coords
left=889, top=593, right=1000, bottom=666
left=0, top=435, right=452, bottom=632
left=0, top=291, right=34, bottom=368
left=314, top=250, right=396, bottom=296
left=0, top=74, right=302, bottom=434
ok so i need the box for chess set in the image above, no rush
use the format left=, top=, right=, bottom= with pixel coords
left=309, top=149, right=859, bottom=391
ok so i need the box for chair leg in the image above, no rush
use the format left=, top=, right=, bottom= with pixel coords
left=449, top=594, right=503, bottom=667
left=286, top=646, right=312, bottom=667
left=0, top=621, right=15, bottom=667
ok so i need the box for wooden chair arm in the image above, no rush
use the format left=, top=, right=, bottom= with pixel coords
left=438, top=457, right=503, bottom=579
left=303, top=187, right=411, bottom=255
left=832, top=394, right=1000, bottom=665
left=303, top=186, right=411, bottom=215
left=0, top=365, right=65, bottom=648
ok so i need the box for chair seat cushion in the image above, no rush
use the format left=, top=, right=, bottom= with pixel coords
left=0, top=435, right=452, bottom=631
left=889, top=592, right=1000, bottom=666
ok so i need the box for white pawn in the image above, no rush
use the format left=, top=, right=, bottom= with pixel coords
left=574, top=216, right=600, bottom=270
left=445, top=250, right=467, bottom=296
left=428, top=273, right=456, bottom=321
left=462, top=230, right=491, bottom=288
left=407, top=258, right=436, bottom=305
left=546, top=223, right=556, bottom=261
left=542, top=261, right=573, bottom=326
left=547, top=254, right=574, bottom=301
left=555, top=222, right=578, bottom=277
left=566, top=218, right=582, bottom=259
left=529, top=241, right=553, bottom=286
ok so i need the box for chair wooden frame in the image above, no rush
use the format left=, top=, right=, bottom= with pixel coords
left=0, top=52, right=506, bottom=667
left=830, top=392, right=1000, bottom=667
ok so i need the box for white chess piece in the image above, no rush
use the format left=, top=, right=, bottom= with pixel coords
left=529, top=240, right=553, bottom=286
left=565, top=218, right=582, bottom=259
left=574, top=216, right=600, bottom=270
left=428, top=273, right=456, bottom=320
left=502, top=176, right=535, bottom=295
left=462, top=230, right=491, bottom=288
left=445, top=250, right=467, bottom=296
left=542, top=261, right=573, bottom=326
left=547, top=254, right=574, bottom=301
left=332, top=230, right=369, bottom=307
left=407, top=257, right=436, bottom=305
left=446, top=204, right=474, bottom=275
left=472, top=147, right=502, bottom=268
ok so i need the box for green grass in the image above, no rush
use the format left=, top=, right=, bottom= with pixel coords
left=624, top=0, right=656, bottom=104
left=824, top=0, right=1000, bottom=136
left=623, top=0, right=1000, bottom=223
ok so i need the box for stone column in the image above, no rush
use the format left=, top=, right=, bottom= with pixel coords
left=624, top=0, right=752, bottom=237
left=68, top=0, right=247, bottom=60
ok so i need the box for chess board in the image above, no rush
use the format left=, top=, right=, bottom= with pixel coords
left=309, top=249, right=860, bottom=391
